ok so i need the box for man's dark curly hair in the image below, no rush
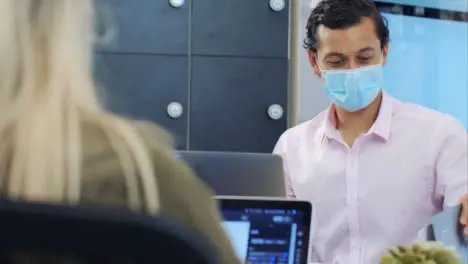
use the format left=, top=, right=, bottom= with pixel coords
left=304, top=0, right=389, bottom=53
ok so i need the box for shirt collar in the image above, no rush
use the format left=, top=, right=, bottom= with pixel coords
left=322, top=91, right=394, bottom=141
left=322, top=105, right=341, bottom=141
left=369, top=91, right=393, bottom=140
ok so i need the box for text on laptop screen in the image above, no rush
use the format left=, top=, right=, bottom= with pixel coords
left=221, top=208, right=309, bottom=264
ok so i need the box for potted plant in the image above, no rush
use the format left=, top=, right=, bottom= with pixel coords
left=380, top=241, right=464, bottom=264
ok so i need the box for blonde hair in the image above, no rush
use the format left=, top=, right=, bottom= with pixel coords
left=0, top=0, right=160, bottom=213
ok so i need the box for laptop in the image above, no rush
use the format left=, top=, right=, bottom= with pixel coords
left=216, top=196, right=313, bottom=264
left=177, top=151, right=286, bottom=197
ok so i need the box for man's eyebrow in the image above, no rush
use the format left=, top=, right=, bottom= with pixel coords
left=322, top=47, right=375, bottom=59
left=356, top=47, right=375, bottom=53
left=323, top=52, right=346, bottom=59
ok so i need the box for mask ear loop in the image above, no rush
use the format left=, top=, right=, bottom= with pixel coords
left=379, top=52, right=385, bottom=66
left=315, top=53, right=322, bottom=70
left=314, top=53, right=327, bottom=83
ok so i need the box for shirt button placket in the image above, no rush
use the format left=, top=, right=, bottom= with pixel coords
left=346, top=142, right=361, bottom=264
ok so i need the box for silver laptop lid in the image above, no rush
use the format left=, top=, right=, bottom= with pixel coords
left=177, top=151, right=286, bottom=197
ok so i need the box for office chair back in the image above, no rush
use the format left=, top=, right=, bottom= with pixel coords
left=0, top=198, right=219, bottom=264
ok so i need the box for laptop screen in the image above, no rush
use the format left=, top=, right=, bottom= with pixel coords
left=217, top=198, right=312, bottom=264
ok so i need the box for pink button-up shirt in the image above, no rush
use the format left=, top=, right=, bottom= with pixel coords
left=273, top=92, right=468, bottom=264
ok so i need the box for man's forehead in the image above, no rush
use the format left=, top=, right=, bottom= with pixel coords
left=316, top=18, right=380, bottom=55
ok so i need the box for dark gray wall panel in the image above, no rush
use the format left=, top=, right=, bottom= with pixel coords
left=94, top=53, right=189, bottom=149
left=96, top=0, right=190, bottom=55
left=191, top=0, right=289, bottom=58
left=190, top=56, right=288, bottom=152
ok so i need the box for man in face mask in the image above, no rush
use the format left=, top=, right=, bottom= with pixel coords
left=273, top=0, right=468, bottom=263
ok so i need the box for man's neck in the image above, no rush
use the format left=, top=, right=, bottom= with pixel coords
left=335, top=91, right=383, bottom=135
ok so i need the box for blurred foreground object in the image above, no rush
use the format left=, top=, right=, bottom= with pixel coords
left=380, top=242, right=464, bottom=264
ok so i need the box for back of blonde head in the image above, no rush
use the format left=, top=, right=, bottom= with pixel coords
left=0, top=0, right=160, bottom=213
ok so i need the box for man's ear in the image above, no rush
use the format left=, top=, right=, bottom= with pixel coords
left=308, top=50, right=322, bottom=77
left=382, top=43, right=389, bottom=66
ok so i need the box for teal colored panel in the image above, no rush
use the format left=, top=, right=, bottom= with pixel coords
left=383, top=13, right=468, bottom=128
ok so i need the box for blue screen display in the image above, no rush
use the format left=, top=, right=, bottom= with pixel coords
left=222, top=208, right=308, bottom=264
left=381, top=13, right=468, bottom=129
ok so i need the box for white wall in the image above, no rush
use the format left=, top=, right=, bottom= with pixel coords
left=289, top=0, right=330, bottom=126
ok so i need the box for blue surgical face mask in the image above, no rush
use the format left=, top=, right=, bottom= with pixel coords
left=318, top=61, right=384, bottom=112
